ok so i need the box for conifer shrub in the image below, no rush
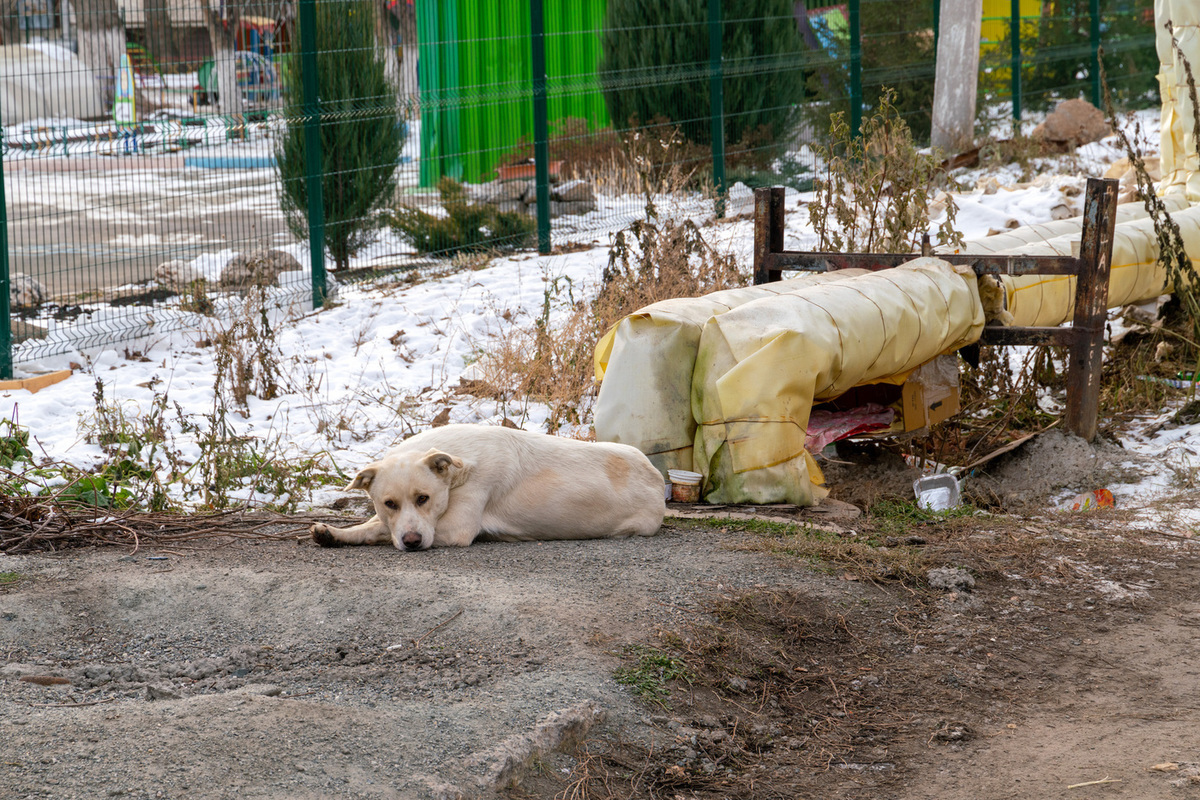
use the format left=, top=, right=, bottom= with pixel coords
left=598, top=0, right=807, bottom=152
left=385, top=178, right=535, bottom=258
left=275, top=0, right=403, bottom=272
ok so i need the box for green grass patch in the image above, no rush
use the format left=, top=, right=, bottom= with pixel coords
left=867, top=498, right=977, bottom=536
left=613, top=645, right=692, bottom=708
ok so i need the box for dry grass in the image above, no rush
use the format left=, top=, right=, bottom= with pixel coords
left=0, top=496, right=309, bottom=554
left=471, top=187, right=744, bottom=431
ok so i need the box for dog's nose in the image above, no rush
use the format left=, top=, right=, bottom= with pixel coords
left=401, top=531, right=423, bottom=550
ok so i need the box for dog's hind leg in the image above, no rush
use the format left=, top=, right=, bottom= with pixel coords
left=311, top=516, right=390, bottom=548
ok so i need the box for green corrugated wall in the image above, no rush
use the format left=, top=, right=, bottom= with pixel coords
left=417, top=0, right=610, bottom=187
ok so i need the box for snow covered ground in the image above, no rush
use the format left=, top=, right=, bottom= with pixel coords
left=3, top=107, right=1199, bottom=531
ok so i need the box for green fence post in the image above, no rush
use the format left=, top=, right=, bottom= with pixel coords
left=708, top=0, right=726, bottom=219
left=933, top=0, right=939, bottom=50
left=0, top=120, right=10, bottom=381
left=1011, top=0, right=1021, bottom=121
left=1089, top=0, right=1101, bottom=107
left=531, top=0, right=551, bottom=255
left=849, top=0, right=862, bottom=135
left=298, top=0, right=326, bottom=308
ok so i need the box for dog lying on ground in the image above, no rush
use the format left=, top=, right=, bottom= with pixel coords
left=311, top=424, right=666, bottom=551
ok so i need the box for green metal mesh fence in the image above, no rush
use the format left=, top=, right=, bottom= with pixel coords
left=0, top=0, right=1157, bottom=376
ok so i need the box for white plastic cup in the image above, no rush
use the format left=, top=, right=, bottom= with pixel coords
left=667, top=469, right=703, bottom=503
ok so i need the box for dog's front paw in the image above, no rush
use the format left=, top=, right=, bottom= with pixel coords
left=311, top=523, right=342, bottom=548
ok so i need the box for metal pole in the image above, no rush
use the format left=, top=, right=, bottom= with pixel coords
left=531, top=0, right=552, bottom=255
left=1010, top=0, right=1021, bottom=122
left=298, top=0, right=327, bottom=308
left=708, top=0, right=726, bottom=219
left=0, top=100, right=10, bottom=379
left=932, top=0, right=939, bottom=50
left=1089, top=0, right=1101, bottom=107
left=849, top=0, right=862, bottom=136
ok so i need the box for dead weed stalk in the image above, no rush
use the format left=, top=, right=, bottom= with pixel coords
left=810, top=88, right=964, bottom=254
left=474, top=199, right=743, bottom=432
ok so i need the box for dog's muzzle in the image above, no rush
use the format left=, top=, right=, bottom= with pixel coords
left=400, top=531, right=424, bottom=551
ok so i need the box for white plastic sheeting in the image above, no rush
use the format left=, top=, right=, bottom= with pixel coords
left=1157, top=0, right=1200, bottom=200
left=593, top=269, right=869, bottom=474
left=0, top=45, right=103, bottom=126
left=691, top=258, right=983, bottom=505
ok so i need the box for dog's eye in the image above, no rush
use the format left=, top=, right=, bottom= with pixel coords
left=415, top=494, right=429, bottom=507
left=384, top=499, right=398, bottom=510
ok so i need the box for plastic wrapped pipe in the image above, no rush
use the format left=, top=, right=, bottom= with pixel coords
left=957, top=195, right=1188, bottom=254
left=691, top=258, right=984, bottom=506
left=997, top=202, right=1200, bottom=327
left=593, top=269, right=869, bottom=475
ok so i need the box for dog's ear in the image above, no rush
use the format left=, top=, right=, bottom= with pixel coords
left=423, top=449, right=464, bottom=479
left=347, top=464, right=379, bottom=492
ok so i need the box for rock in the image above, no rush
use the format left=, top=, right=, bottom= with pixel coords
left=492, top=180, right=528, bottom=203
left=154, top=259, right=202, bottom=290
left=221, top=249, right=301, bottom=288
left=557, top=200, right=597, bottom=216
left=144, top=685, right=180, bottom=701
left=520, top=181, right=538, bottom=204
left=1050, top=201, right=1075, bottom=220
left=1031, top=98, right=1111, bottom=146
left=10, top=272, right=47, bottom=309
left=468, top=702, right=606, bottom=790
left=496, top=200, right=525, bottom=215
left=927, top=566, right=975, bottom=593
left=552, top=179, right=594, bottom=203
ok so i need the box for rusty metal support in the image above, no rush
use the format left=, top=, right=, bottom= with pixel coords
left=1063, top=177, right=1118, bottom=441
left=749, top=178, right=1120, bottom=441
left=752, top=187, right=786, bottom=285
left=762, top=249, right=1087, bottom=278
left=978, top=326, right=1078, bottom=347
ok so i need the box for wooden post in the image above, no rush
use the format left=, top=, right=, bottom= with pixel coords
left=931, top=0, right=983, bottom=153
left=1064, top=177, right=1118, bottom=441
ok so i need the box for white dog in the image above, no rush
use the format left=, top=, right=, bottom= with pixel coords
left=311, top=424, right=666, bottom=551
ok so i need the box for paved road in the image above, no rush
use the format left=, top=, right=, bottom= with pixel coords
left=5, top=156, right=293, bottom=300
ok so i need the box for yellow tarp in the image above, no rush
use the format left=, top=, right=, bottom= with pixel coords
left=593, top=270, right=869, bottom=474
left=691, top=258, right=984, bottom=505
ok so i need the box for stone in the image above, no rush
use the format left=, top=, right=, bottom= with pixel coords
left=491, top=180, right=528, bottom=203
left=552, top=179, right=594, bottom=203
left=221, top=249, right=301, bottom=288
left=10, top=272, right=47, bottom=309
left=927, top=566, right=976, bottom=593
left=557, top=200, right=596, bottom=216
left=154, top=259, right=202, bottom=290
left=1031, top=98, right=1111, bottom=146
left=1050, top=201, right=1075, bottom=220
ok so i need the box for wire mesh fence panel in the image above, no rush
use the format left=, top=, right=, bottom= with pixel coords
left=0, top=0, right=1158, bottom=374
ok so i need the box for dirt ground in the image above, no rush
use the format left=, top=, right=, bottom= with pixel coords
left=2, top=432, right=1199, bottom=799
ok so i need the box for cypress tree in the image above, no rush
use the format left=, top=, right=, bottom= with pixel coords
left=598, top=0, right=807, bottom=150
left=275, top=0, right=404, bottom=272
